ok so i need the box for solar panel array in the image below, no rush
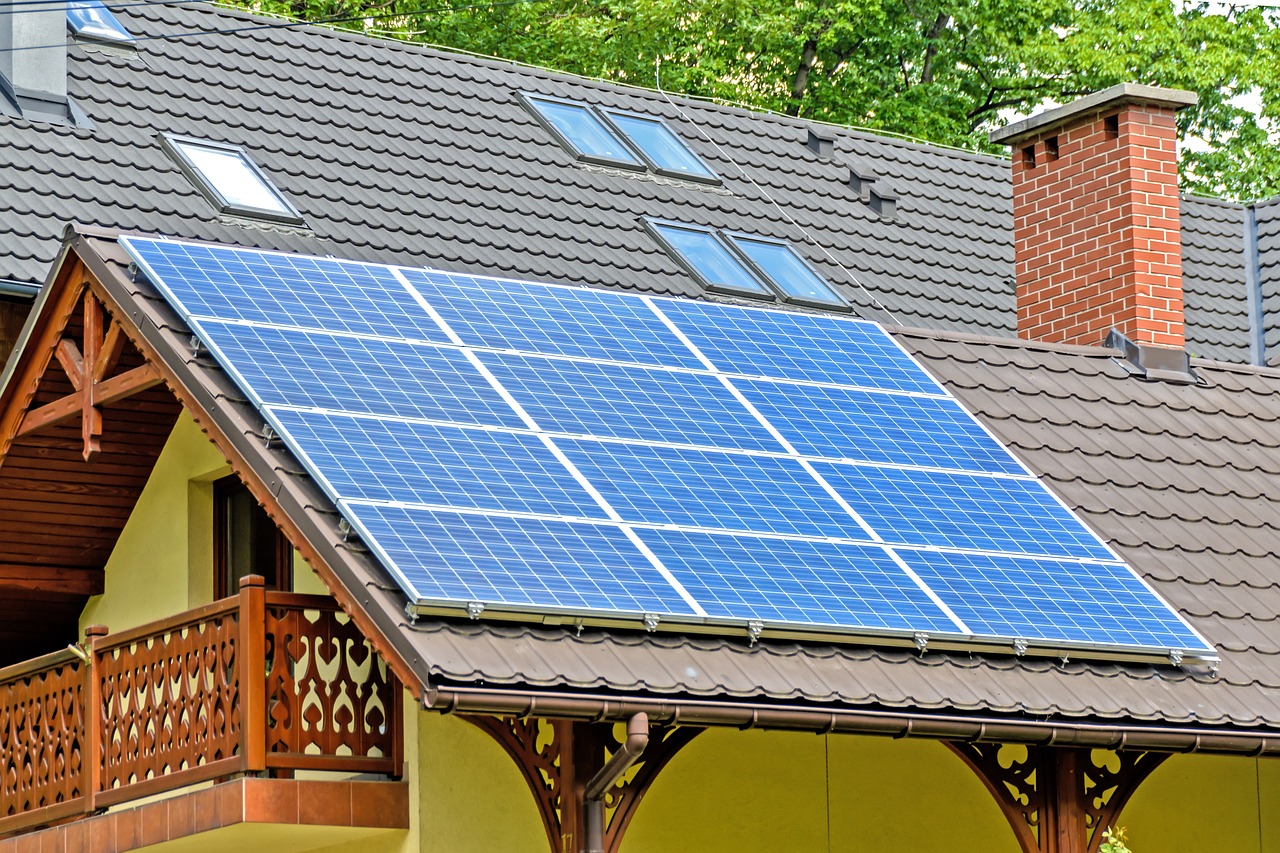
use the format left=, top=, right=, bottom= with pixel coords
left=122, top=236, right=1215, bottom=662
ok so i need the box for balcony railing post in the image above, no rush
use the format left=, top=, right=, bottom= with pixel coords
left=237, top=575, right=267, bottom=774
left=82, top=624, right=108, bottom=816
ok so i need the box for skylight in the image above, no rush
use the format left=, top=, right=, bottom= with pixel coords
left=66, top=0, right=135, bottom=45
left=648, top=220, right=848, bottom=310
left=523, top=94, right=645, bottom=170
left=602, top=109, right=719, bottom=182
left=646, top=221, right=773, bottom=299
left=162, top=135, right=304, bottom=225
left=725, top=234, right=848, bottom=309
left=524, top=93, right=718, bottom=183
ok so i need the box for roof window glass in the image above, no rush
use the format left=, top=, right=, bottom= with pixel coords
left=726, top=234, right=847, bottom=309
left=525, top=95, right=644, bottom=169
left=602, top=110, right=718, bottom=182
left=647, top=221, right=772, bottom=299
left=163, top=135, right=304, bottom=225
left=66, top=0, right=135, bottom=45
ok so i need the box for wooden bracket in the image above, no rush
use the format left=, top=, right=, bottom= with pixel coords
left=16, top=285, right=160, bottom=459
left=947, top=742, right=1168, bottom=853
left=463, top=714, right=701, bottom=853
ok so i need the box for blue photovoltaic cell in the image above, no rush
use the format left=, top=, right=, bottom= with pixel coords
left=558, top=439, right=864, bottom=539
left=346, top=504, right=696, bottom=614
left=812, top=463, right=1114, bottom=561
left=897, top=549, right=1205, bottom=648
left=737, top=378, right=1025, bottom=474
left=480, top=352, right=785, bottom=452
left=401, top=269, right=703, bottom=369
left=655, top=299, right=944, bottom=395
left=636, top=529, right=955, bottom=631
left=268, top=408, right=608, bottom=519
left=121, top=237, right=451, bottom=343
left=198, top=321, right=525, bottom=428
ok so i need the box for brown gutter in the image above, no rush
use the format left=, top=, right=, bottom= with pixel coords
left=425, top=686, right=1280, bottom=757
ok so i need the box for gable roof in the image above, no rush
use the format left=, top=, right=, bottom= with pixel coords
left=40, top=227, right=1280, bottom=753
left=0, top=2, right=1270, bottom=363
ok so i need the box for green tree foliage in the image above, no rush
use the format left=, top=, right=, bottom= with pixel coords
left=237, top=0, right=1280, bottom=200
left=1099, top=826, right=1134, bottom=853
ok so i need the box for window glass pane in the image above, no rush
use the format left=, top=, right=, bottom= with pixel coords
left=66, top=0, right=134, bottom=43
left=175, top=142, right=293, bottom=215
left=607, top=113, right=716, bottom=180
left=728, top=237, right=846, bottom=307
left=530, top=99, right=642, bottom=165
left=652, top=224, right=771, bottom=296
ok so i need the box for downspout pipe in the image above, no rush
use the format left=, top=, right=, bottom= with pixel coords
left=583, top=712, right=649, bottom=853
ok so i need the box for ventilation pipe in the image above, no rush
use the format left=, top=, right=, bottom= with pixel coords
left=582, top=712, right=649, bottom=853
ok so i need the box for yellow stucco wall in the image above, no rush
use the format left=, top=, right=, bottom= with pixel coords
left=1120, top=753, right=1280, bottom=852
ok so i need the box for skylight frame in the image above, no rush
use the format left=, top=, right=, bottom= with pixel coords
left=722, top=231, right=851, bottom=311
left=644, top=218, right=776, bottom=301
left=66, top=0, right=136, bottom=47
left=599, top=108, right=721, bottom=185
left=161, top=134, right=306, bottom=226
left=520, top=92, right=647, bottom=172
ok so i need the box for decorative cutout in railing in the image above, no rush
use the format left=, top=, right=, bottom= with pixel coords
left=0, top=577, right=401, bottom=837
left=0, top=652, right=86, bottom=826
left=264, top=595, right=399, bottom=770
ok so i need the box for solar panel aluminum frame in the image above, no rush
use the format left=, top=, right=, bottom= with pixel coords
left=520, top=92, right=648, bottom=173
left=720, top=230, right=852, bottom=312
left=160, top=134, right=307, bottom=227
left=643, top=218, right=778, bottom=301
left=597, top=108, right=722, bottom=185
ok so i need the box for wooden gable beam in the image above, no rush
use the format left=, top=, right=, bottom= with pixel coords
left=0, top=564, right=103, bottom=597
left=13, top=287, right=160, bottom=459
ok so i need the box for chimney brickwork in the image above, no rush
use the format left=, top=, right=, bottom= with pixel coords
left=993, top=84, right=1197, bottom=349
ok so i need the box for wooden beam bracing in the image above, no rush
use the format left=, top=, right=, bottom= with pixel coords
left=18, top=363, right=162, bottom=438
left=0, top=564, right=104, bottom=596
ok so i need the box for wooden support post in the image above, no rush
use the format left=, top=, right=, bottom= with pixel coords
left=463, top=715, right=702, bottom=853
left=83, top=623, right=109, bottom=815
left=947, top=742, right=1169, bottom=853
left=238, top=575, right=267, bottom=773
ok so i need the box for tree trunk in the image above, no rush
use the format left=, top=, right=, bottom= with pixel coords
left=787, top=38, right=819, bottom=116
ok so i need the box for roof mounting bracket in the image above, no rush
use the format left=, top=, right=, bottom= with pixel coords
left=466, top=601, right=485, bottom=620
left=1168, top=649, right=1184, bottom=668
left=1013, top=638, right=1028, bottom=657
left=746, top=620, right=764, bottom=645
left=913, top=631, right=929, bottom=654
left=1105, top=329, right=1197, bottom=384
left=643, top=613, right=661, bottom=632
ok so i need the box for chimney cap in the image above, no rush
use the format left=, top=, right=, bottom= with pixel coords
left=990, top=83, right=1198, bottom=146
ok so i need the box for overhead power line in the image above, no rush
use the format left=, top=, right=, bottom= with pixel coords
left=0, top=0, right=546, bottom=51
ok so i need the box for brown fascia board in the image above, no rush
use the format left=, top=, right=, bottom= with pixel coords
left=58, top=228, right=1280, bottom=754
left=989, top=83, right=1198, bottom=146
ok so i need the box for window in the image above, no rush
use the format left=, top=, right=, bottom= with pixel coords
left=648, top=219, right=848, bottom=310
left=646, top=221, right=772, bottom=298
left=214, top=476, right=291, bottom=599
left=600, top=109, right=718, bottom=182
left=162, top=135, right=305, bottom=225
left=523, top=94, right=645, bottom=170
left=66, top=0, right=135, bottom=45
left=524, top=94, right=719, bottom=183
left=724, top=233, right=848, bottom=309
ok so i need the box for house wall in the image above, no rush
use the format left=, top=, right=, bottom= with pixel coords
left=76, top=416, right=1280, bottom=853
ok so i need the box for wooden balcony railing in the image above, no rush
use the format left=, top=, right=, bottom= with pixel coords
left=0, top=576, right=402, bottom=836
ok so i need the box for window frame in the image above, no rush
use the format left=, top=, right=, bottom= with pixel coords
left=599, top=108, right=720, bottom=185
left=520, top=92, right=647, bottom=172
left=213, top=475, right=293, bottom=600
left=721, top=231, right=851, bottom=311
left=66, top=0, right=136, bottom=46
left=161, top=134, right=306, bottom=226
left=644, top=218, right=775, bottom=301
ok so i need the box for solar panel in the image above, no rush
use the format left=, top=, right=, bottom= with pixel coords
left=197, top=321, right=525, bottom=427
left=735, top=379, right=1026, bottom=474
left=656, top=298, right=943, bottom=395
left=268, top=409, right=610, bottom=519
left=811, top=462, right=1114, bottom=560
left=122, top=235, right=1216, bottom=664
left=400, top=269, right=705, bottom=369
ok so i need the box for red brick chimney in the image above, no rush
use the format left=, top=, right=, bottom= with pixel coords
left=991, top=84, right=1197, bottom=349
